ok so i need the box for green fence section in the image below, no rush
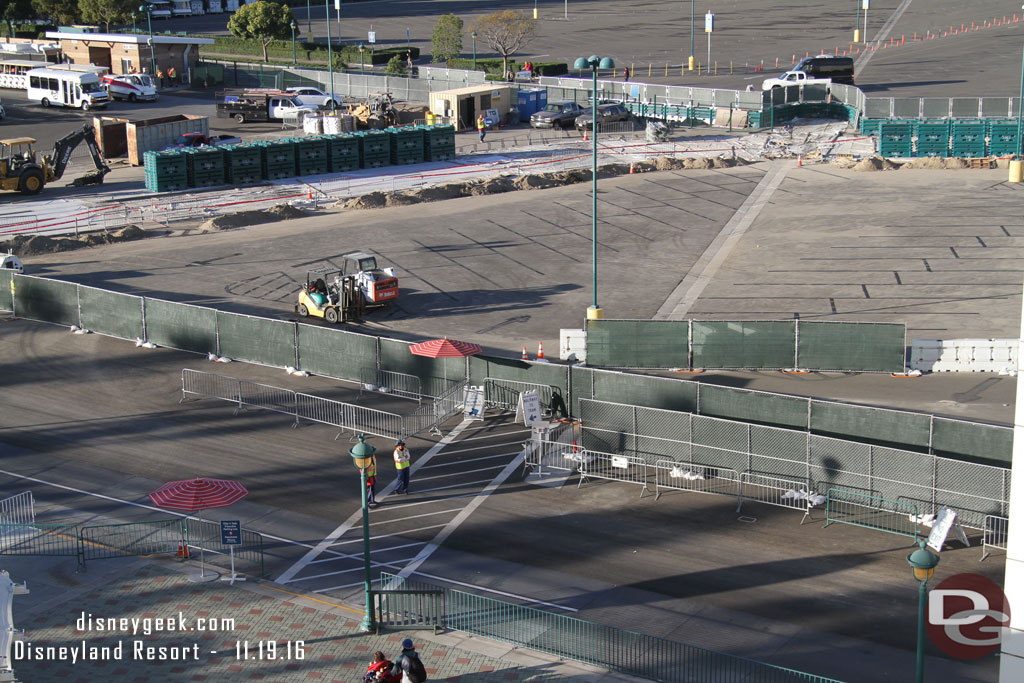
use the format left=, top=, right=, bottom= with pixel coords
left=217, top=312, right=296, bottom=368
left=0, top=523, right=82, bottom=563
left=381, top=573, right=843, bottom=683
left=932, top=417, right=1014, bottom=465
left=13, top=276, right=78, bottom=326
left=80, top=518, right=185, bottom=560
left=470, top=355, right=569, bottom=397
left=593, top=370, right=698, bottom=413
left=0, top=269, right=11, bottom=312
left=379, top=337, right=451, bottom=397
left=79, top=286, right=145, bottom=340
left=797, top=322, right=905, bottom=373
left=569, top=366, right=594, bottom=415
left=187, top=517, right=265, bottom=579
left=145, top=298, right=218, bottom=353
left=692, top=320, right=796, bottom=369
left=296, top=324, right=376, bottom=382
left=585, top=320, right=688, bottom=368
left=699, top=384, right=809, bottom=430
left=810, top=400, right=932, bottom=450
left=824, top=488, right=920, bottom=540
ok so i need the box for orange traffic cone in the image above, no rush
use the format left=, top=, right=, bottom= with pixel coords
left=521, top=346, right=529, bottom=360
left=177, top=540, right=189, bottom=559
left=629, top=162, right=635, bottom=174
left=797, top=154, right=803, bottom=167
left=583, top=129, right=588, bottom=141
left=537, top=342, right=546, bottom=360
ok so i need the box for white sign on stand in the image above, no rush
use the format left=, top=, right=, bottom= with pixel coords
left=463, top=385, right=485, bottom=420
left=517, top=389, right=542, bottom=427
left=927, top=507, right=970, bottom=551
left=368, top=30, right=376, bottom=43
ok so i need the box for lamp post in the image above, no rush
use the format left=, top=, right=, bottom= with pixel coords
left=855, top=0, right=862, bottom=43
left=688, top=0, right=695, bottom=71
left=139, top=4, right=156, bottom=79
left=573, top=54, right=614, bottom=320
left=132, top=12, right=137, bottom=34
left=306, top=0, right=311, bottom=40
left=907, top=540, right=940, bottom=683
left=471, top=31, right=477, bottom=71
left=325, top=0, right=335, bottom=111
left=348, top=434, right=376, bottom=633
left=359, top=42, right=365, bottom=74
left=290, top=21, right=297, bottom=65
left=534, top=0, right=538, bottom=19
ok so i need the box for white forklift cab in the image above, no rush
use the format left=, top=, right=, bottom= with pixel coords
left=1, top=251, right=23, bottom=274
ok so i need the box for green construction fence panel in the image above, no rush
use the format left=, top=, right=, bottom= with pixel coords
left=144, top=298, right=217, bottom=354
left=0, top=270, right=11, bottom=311
left=585, top=320, right=688, bottom=368
left=931, top=418, right=1012, bottom=467
left=475, top=356, right=568, bottom=394
left=569, top=366, right=594, bottom=417
left=79, top=286, right=144, bottom=340
left=296, top=326, right=376, bottom=382
left=796, top=321, right=905, bottom=372
left=697, top=384, right=809, bottom=430
left=13, top=275, right=78, bottom=326
left=217, top=312, right=295, bottom=368
left=691, top=321, right=795, bottom=369
left=591, top=369, right=698, bottom=413
left=809, top=401, right=932, bottom=450
left=379, top=337, right=450, bottom=396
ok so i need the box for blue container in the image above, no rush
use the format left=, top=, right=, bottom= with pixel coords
left=517, top=88, right=546, bottom=118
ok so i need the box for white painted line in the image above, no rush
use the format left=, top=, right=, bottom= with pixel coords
left=425, top=441, right=525, bottom=456
left=413, top=465, right=507, bottom=482
left=275, top=419, right=474, bottom=583
left=367, top=490, right=481, bottom=513
left=368, top=508, right=463, bottom=527
left=287, top=556, right=421, bottom=584
left=327, top=524, right=450, bottom=548
left=405, top=478, right=495, bottom=494
left=418, top=452, right=520, bottom=469
left=454, top=430, right=531, bottom=442
left=308, top=541, right=426, bottom=565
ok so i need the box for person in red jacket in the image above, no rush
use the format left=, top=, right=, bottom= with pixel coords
left=364, top=651, right=400, bottom=682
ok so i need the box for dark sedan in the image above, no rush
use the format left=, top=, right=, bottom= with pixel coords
left=530, top=101, right=585, bottom=129
left=574, top=103, right=631, bottom=131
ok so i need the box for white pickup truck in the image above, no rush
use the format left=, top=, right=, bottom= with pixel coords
left=761, top=71, right=831, bottom=90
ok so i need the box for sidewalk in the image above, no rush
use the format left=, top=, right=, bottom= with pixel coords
left=7, top=554, right=633, bottom=682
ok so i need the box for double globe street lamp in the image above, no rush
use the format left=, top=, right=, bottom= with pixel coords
left=348, top=434, right=377, bottom=632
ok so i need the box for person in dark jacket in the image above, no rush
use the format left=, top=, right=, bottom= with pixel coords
left=390, top=638, right=424, bottom=682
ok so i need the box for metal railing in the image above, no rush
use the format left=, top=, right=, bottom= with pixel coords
left=484, top=378, right=554, bottom=412
left=654, top=460, right=740, bottom=503
left=737, top=473, right=819, bottom=523
left=0, top=491, right=34, bottom=526
left=524, top=425, right=581, bottom=475
left=578, top=450, right=651, bottom=496
left=359, top=367, right=422, bottom=403
left=373, top=589, right=444, bottom=634
left=981, top=515, right=1009, bottom=562
left=381, top=572, right=843, bottom=683
left=80, top=518, right=186, bottom=560
left=824, top=488, right=920, bottom=541
left=186, top=518, right=266, bottom=578
left=0, top=523, right=84, bottom=569
left=402, top=379, right=466, bottom=438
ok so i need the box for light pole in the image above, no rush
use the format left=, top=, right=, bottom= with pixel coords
left=534, top=0, right=538, bottom=19
left=573, top=54, right=614, bottom=320
left=325, top=0, right=335, bottom=111
left=471, top=31, right=477, bottom=71
left=907, top=540, right=940, bottom=683
left=348, top=435, right=376, bottom=633
left=131, top=12, right=137, bottom=34
left=139, top=4, right=156, bottom=79
left=306, top=0, right=311, bottom=39
left=359, top=42, right=365, bottom=74
left=855, top=0, right=861, bottom=43
left=290, top=21, right=297, bottom=65
left=688, top=0, right=695, bottom=71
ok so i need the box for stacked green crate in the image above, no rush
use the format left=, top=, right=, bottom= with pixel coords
left=354, top=130, right=391, bottom=169
left=255, top=139, right=298, bottom=180
left=950, top=119, right=986, bottom=157
left=295, top=136, right=330, bottom=176
left=324, top=134, right=359, bottom=172
left=987, top=120, right=1020, bottom=156
left=143, top=150, right=188, bottom=193
left=913, top=120, right=950, bottom=157
left=859, top=118, right=885, bottom=135
left=387, top=126, right=425, bottom=165
left=423, top=124, right=456, bottom=162
left=878, top=122, right=913, bottom=157
left=221, top=143, right=263, bottom=185
left=182, top=146, right=226, bottom=188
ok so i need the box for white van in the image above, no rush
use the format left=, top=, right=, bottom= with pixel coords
left=26, top=67, right=110, bottom=110
left=1, top=251, right=23, bottom=274
left=102, top=73, right=159, bottom=102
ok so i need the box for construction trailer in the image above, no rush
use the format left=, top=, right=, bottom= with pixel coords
left=429, top=84, right=514, bottom=132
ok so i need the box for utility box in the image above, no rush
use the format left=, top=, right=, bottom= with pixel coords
left=106, top=114, right=210, bottom=165
left=560, top=328, right=587, bottom=362
left=429, top=84, right=514, bottom=132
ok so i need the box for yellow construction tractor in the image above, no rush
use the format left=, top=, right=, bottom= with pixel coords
left=295, top=270, right=364, bottom=324
left=0, top=125, right=110, bottom=195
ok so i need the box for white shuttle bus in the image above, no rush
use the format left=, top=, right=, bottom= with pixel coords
left=26, top=67, right=110, bottom=110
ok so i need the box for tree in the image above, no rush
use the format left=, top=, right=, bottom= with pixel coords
left=470, top=10, right=536, bottom=78
left=80, top=0, right=133, bottom=32
left=385, top=54, right=406, bottom=76
left=30, top=0, right=78, bottom=26
left=2, top=0, right=35, bottom=36
left=227, top=0, right=297, bottom=63
left=430, top=13, right=462, bottom=65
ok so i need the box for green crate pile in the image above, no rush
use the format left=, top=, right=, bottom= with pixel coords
left=294, top=136, right=330, bottom=176
left=220, top=143, right=262, bottom=185
left=182, top=146, right=226, bottom=188
left=255, top=139, right=297, bottom=180
left=859, top=118, right=886, bottom=136
left=987, top=120, right=1020, bottom=156
left=913, top=120, right=950, bottom=157
left=323, top=133, right=359, bottom=172
left=878, top=121, right=913, bottom=157
left=950, top=119, right=986, bottom=157
left=354, top=130, right=391, bottom=169
left=143, top=150, right=188, bottom=193
left=423, top=124, right=456, bottom=161
left=387, top=126, right=425, bottom=165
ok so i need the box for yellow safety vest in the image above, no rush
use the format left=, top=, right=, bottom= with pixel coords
left=363, top=458, right=377, bottom=478
left=394, top=447, right=410, bottom=469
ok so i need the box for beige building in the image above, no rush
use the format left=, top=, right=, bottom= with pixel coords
left=44, top=31, right=214, bottom=80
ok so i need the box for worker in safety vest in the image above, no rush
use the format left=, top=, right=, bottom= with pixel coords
left=168, top=66, right=177, bottom=85
left=477, top=114, right=486, bottom=142
left=363, top=455, right=378, bottom=506
left=393, top=440, right=411, bottom=494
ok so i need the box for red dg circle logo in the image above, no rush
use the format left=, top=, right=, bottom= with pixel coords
left=926, top=573, right=1010, bottom=659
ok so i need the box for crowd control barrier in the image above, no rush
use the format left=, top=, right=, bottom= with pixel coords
left=981, top=515, right=1009, bottom=562
left=359, top=367, right=423, bottom=403
left=0, top=492, right=35, bottom=526
left=824, top=489, right=921, bottom=542
left=737, top=473, right=819, bottom=523
left=578, top=450, right=651, bottom=496
left=654, top=460, right=740, bottom=503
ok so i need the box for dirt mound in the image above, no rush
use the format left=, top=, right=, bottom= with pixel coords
left=712, top=156, right=744, bottom=168
left=6, top=225, right=149, bottom=256
left=944, top=157, right=970, bottom=169
left=385, top=192, right=422, bottom=207
left=901, top=156, right=947, bottom=170
left=267, top=204, right=309, bottom=219
left=468, top=176, right=516, bottom=196
left=200, top=210, right=279, bottom=231
left=685, top=157, right=713, bottom=169
left=514, top=174, right=561, bottom=190
left=344, top=191, right=387, bottom=209
left=413, top=184, right=470, bottom=201
left=853, top=156, right=901, bottom=172
left=654, top=157, right=685, bottom=170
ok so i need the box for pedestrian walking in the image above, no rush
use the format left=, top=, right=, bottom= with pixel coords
left=406, top=49, right=413, bottom=71
left=477, top=114, right=486, bottom=142
left=390, top=638, right=427, bottom=683
left=364, top=454, right=378, bottom=506
left=393, top=440, right=411, bottom=494
left=622, top=66, right=629, bottom=81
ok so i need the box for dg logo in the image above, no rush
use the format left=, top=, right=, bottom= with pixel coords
left=926, top=573, right=1010, bottom=659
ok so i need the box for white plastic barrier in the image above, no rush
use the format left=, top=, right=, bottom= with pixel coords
left=910, top=338, right=1016, bottom=373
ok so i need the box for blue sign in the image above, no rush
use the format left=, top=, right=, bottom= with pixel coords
left=221, top=520, right=241, bottom=545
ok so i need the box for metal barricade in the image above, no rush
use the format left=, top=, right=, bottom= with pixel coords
left=402, top=380, right=465, bottom=438
left=525, top=428, right=581, bottom=476
left=335, top=400, right=404, bottom=441
left=185, top=518, right=266, bottom=578
left=483, top=378, right=554, bottom=412
left=80, top=519, right=187, bottom=560
left=373, top=589, right=444, bottom=634
left=654, top=460, right=740, bottom=503
left=359, top=367, right=422, bottom=403
left=981, top=515, right=1009, bottom=562
left=180, top=368, right=242, bottom=412
left=824, top=488, right=920, bottom=541
left=239, top=379, right=298, bottom=420
left=0, top=523, right=83, bottom=569
left=737, top=473, right=818, bottom=524
left=0, top=492, right=34, bottom=526
left=579, top=450, right=651, bottom=497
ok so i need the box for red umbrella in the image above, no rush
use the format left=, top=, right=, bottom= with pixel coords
left=409, top=338, right=482, bottom=358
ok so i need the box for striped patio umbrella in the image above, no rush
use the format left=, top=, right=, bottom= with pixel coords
left=408, top=338, right=483, bottom=358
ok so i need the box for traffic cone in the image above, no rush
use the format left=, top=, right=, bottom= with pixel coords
left=583, top=129, right=588, bottom=141
left=629, top=161, right=635, bottom=174
left=521, top=346, right=529, bottom=360
left=177, top=540, right=189, bottom=559
left=537, top=342, right=546, bottom=360
left=797, top=154, right=803, bottom=166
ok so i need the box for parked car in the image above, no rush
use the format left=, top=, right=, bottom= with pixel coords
left=761, top=70, right=831, bottom=91
left=165, top=133, right=242, bottom=150
left=102, top=73, right=159, bottom=102
left=574, top=103, right=631, bottom=130
left=0, top=100, right=5, bottom=120
left=285, top=86, right=345, bottom=108
left=530, top=100, right=585, bottom=129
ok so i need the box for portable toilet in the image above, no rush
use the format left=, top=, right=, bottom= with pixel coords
left=517, top=88, right=543, bottom=118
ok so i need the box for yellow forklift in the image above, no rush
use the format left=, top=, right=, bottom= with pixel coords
left=295, top=270, right=365, bottom=324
